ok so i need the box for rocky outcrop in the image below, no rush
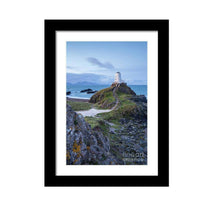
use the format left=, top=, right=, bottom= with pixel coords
left=128, top=95, right=147, bottom=121
left=89, top=84, right=136, bottom=109
left=108, top=119, right=147, bottom=165
left=80, top=89, right=92, bottom=93
left=80, top=88, right=97, bottom=94
left=67, top=83, right=148, bottom=165
left=129, top=103, right=147, bottom=121
left=89, top=87, right=113, bottom=103
left=87, top=90, right=97, bottom=94
left=89, top=87, right=116, bottom=109
left=113, top=83, right=136, bottom=96
left=66, top=104, right=117, bottom=165
left=129, top=95, right=147, bottom=103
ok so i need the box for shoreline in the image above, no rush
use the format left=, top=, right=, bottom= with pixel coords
left=66, top=97, right=90, bottom=103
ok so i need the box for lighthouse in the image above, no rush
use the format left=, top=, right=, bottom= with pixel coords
left=114, top=72, right=122, bottom=83
left=112, top=72, right=126, bottom=87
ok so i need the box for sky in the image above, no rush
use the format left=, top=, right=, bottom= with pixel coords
left=66, top=41, right=147, bottom=85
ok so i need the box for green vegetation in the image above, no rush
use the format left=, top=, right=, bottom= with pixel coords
left=84, top=116, right=110, bottom=135
left=97, top=90, right=137, bottom=123
left=93, top=104, right=112, bottom=110
left=84, top=116, right=100, bottom=129
left=67, top=100, right=92, bottom=111
left=86, top=85, right=141, bottom=127
left=116, top=91, right=133, bottom=103
left=101, top=88, right=115, bottom=103
left=90, top=87, right=116, bottom=109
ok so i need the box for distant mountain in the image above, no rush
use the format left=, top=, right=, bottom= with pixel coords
left=67, top=81, right=99, bottom=85
left=67, top=73, right=112, bottom=85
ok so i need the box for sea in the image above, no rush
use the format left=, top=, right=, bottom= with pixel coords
left=66, top=84, right=147, bottom=99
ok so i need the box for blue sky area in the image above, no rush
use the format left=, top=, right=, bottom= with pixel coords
left=66, top=41, right=147, bottom=85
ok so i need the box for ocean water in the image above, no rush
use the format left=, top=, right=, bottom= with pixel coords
left=66, top=84, right=147, bottom=99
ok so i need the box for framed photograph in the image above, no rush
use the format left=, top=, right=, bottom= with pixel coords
left=45, top=20, right=169, bottom=186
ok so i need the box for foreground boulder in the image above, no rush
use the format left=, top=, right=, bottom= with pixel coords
left=66, top=104, right=117, bottom=165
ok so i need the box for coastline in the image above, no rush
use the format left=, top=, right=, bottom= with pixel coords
left=66, top=97, right=90, bottom=103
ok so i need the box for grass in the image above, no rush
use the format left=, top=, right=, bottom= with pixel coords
left=93, top=104, right=112, bottom=110
left=97, top=91, right=137, bottom=123
left=84, top=116, right=110, bottom=135
left=84, top=116, right=100, bottom=129
left=91, top=87, right=116, bottom=109
left=116, top=91, right=134, bottom=105
left=102, top=89, right=115, bottom=103
left=67, top=100, right=92, bottom=111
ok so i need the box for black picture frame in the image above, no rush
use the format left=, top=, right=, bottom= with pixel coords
left=45, top=19, right=169, bottom=187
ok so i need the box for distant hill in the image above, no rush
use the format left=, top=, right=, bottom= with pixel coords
left=67, top=81, right=99, bottom=86
left=66, top=73, right=112, bottom=85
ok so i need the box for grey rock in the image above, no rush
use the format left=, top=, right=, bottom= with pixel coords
left=66, top=104, right=117, bottom=165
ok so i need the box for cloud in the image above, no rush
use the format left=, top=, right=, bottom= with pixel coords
left=87, top=57, right=115, bottom=69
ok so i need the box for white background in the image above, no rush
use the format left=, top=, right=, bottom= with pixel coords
left=56, top=31, right=158, bottom=176
left=0, top=1, right=220, bottom=205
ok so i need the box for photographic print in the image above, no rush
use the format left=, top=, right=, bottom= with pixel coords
left=66, top=42, right=148, bottom=165
left=45, top=20, right=169, bottom=186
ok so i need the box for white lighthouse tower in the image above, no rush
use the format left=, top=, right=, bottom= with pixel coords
left=114, top=72, right=122, bottom=84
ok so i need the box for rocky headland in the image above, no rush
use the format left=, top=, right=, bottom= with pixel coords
left=66, top=83, right=147, bottom=165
